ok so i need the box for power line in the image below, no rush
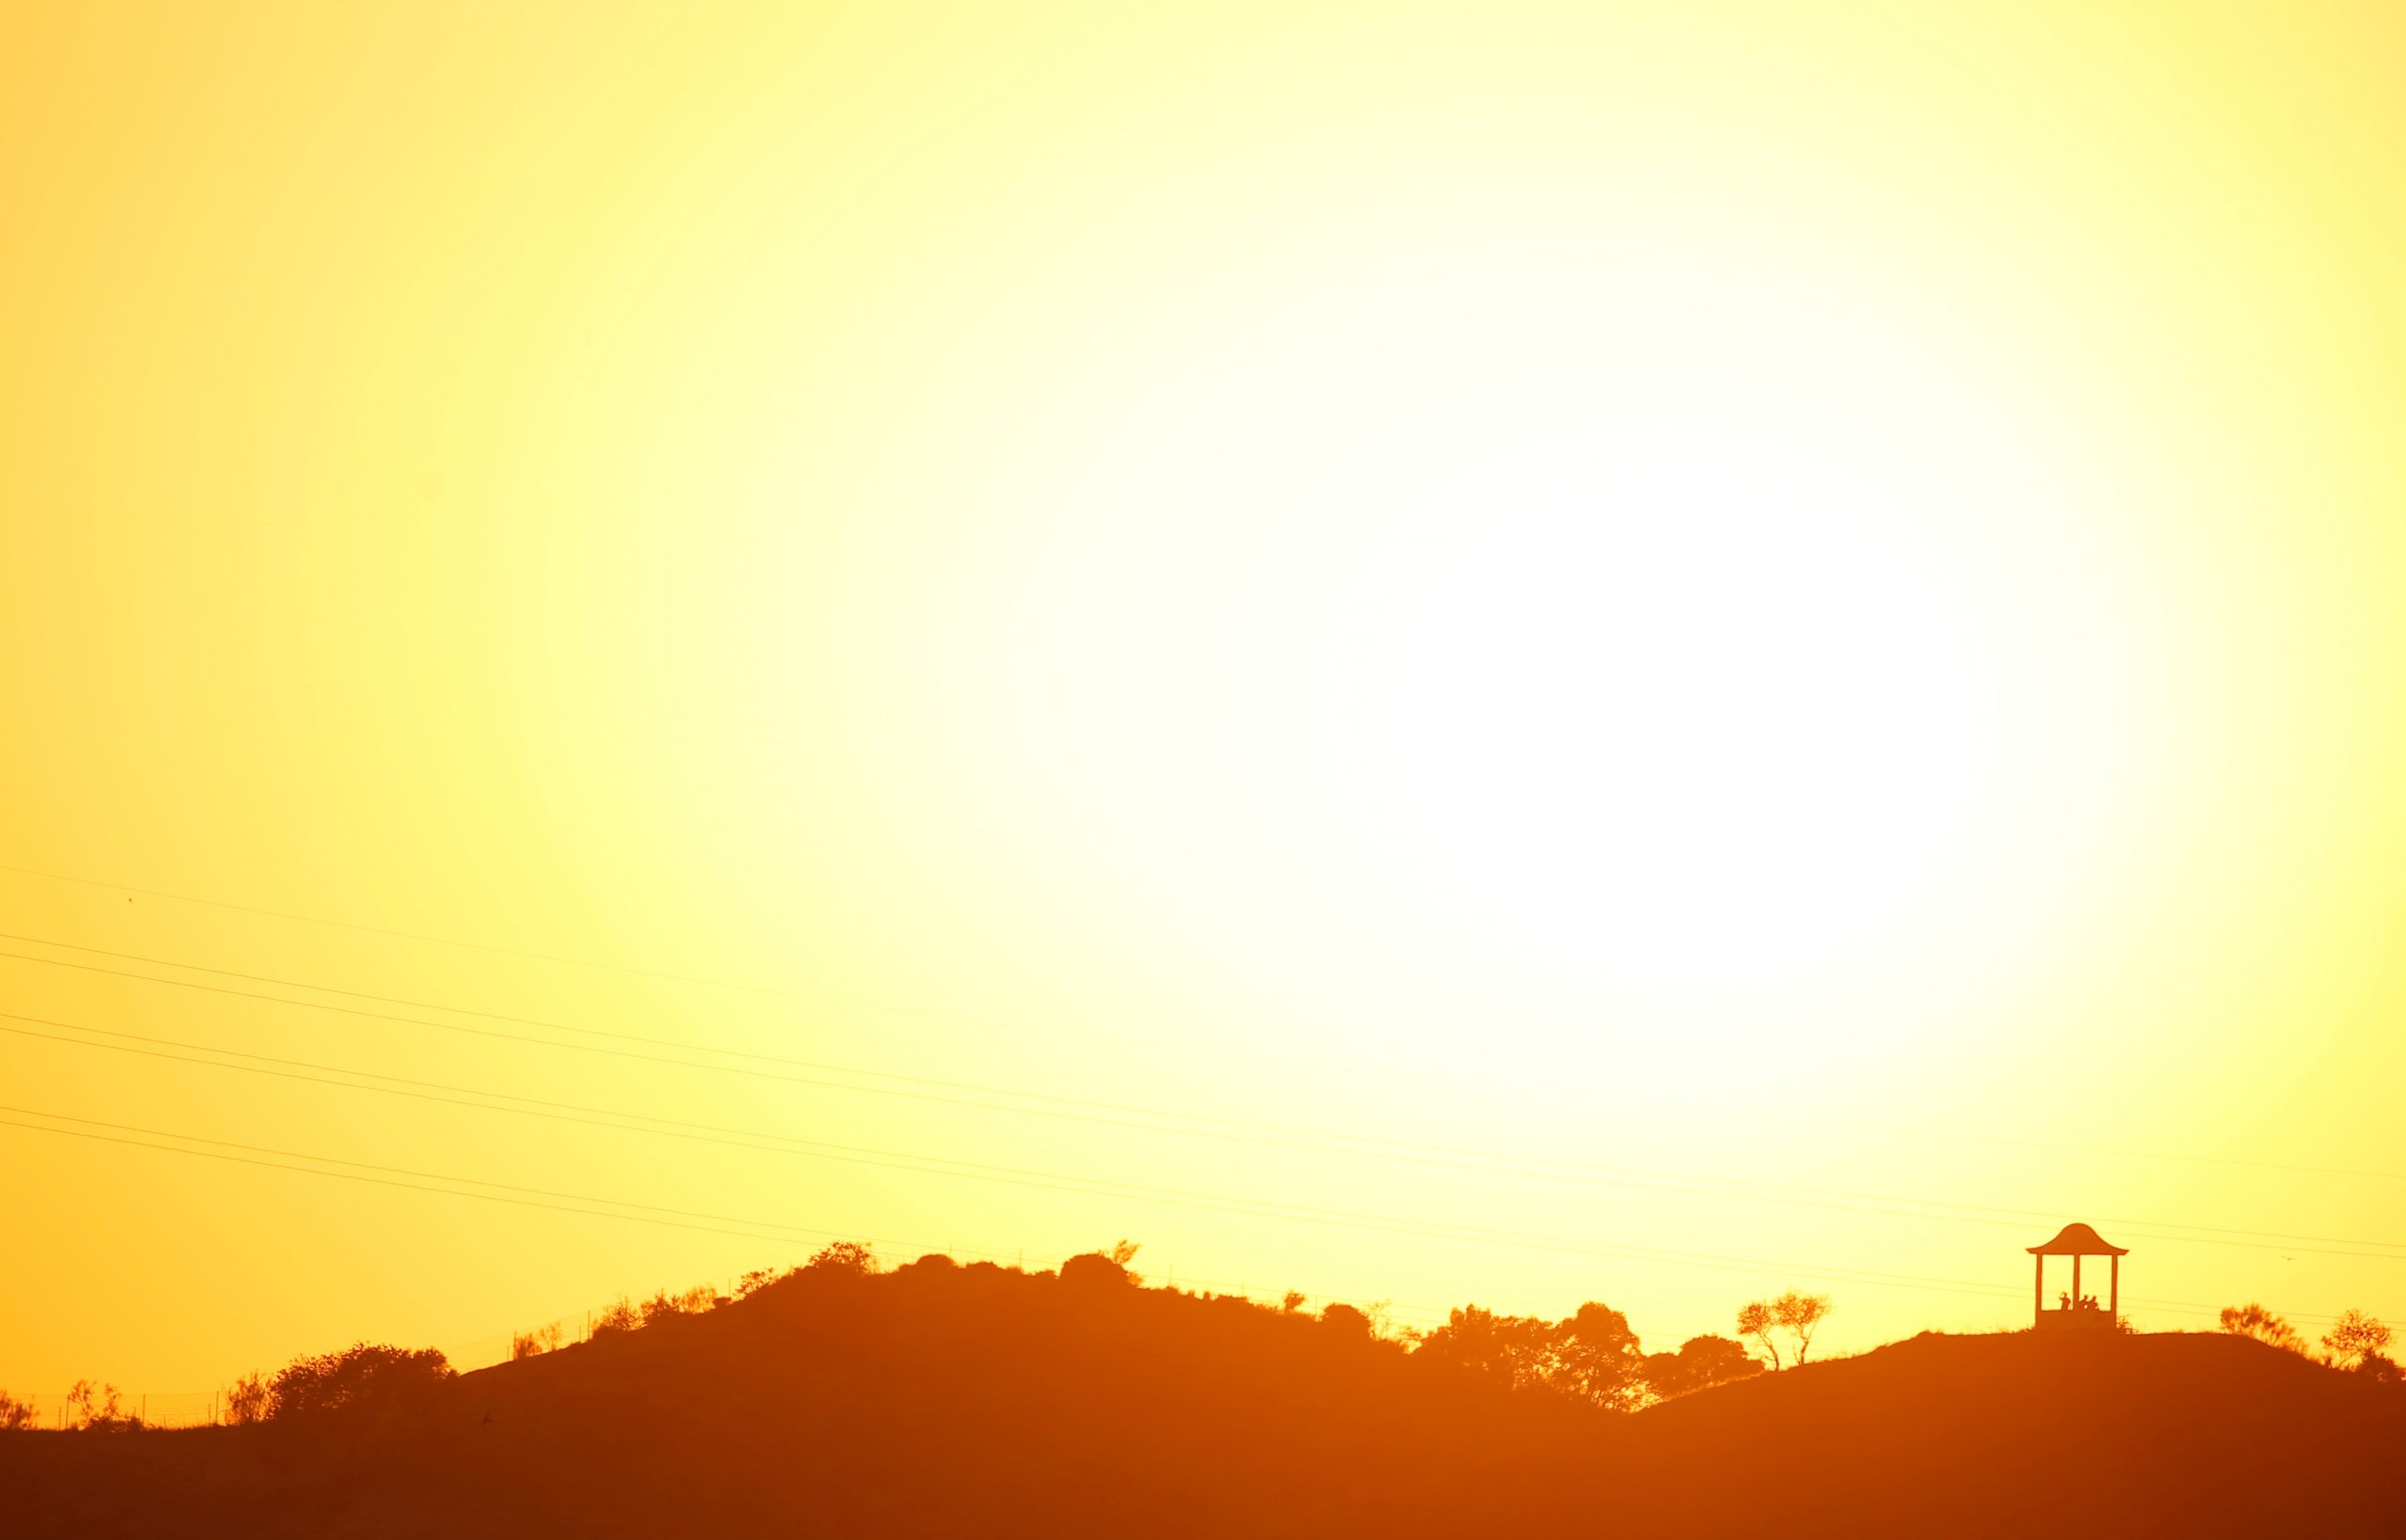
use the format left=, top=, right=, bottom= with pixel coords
left=0, top=862, right=810, bottom=1001
left=0, top=1024, right=2374, bottom=1325
left=0, top=1111, right=830, bottom=1249
left=0, top=1104, right=1419, bottom=1332
left=0, top=937, right=1339, bottom=1130
left=0, top=1102, right=2077, bottom=1314
left=0, top=863, right=1317, bottom=1070
left=0, top=1105, right=865, bottom=1243
left=8, top=874, right=2401, bottom=1195
left=7, top=941, right=2405, bottom=1262
left=11, top=928, right=2406, bottom=1216
left=11, top=1008, right=2406, bottom=1267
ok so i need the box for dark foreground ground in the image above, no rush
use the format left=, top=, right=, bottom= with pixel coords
left=8, top=1262, right=2401, bottom=1537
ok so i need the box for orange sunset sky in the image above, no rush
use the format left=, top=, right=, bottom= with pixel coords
left=5, top=2, right=2405, bottom=1408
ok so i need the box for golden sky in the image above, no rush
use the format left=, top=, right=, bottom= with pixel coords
left=5, top=1, right=2404, bottom=1404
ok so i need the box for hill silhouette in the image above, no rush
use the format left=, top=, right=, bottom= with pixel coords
left=6, top=1256, right=2401, bottom=1537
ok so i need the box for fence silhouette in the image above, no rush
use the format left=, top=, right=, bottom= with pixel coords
left=16, top=1390, right=221, bottom=1429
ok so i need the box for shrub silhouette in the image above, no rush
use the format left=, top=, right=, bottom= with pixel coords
left=588, top=1297, right=640, bottom=1340
left=2219, top=1302, right=2306, bottom=1353
left=0, top=1389, right=38, bottom=1431
left=269, top=1345, right=454, bottom=1421
left=642, top=1286, right=716, bottom=1327
left=1414, top=1302, right=1654, bottom=1407
left=2322, top=1310, right=2393, bottom=1371
left=65, top=1380, right=139, bottom=1432
left=1059, top=1251, right=1141, bottom=1290
left=1058, top=1241, right=1149, bottom=1289
left=1643, top=1334, right=1763, bottom=1399
left=1320, top=1302, right=1373, bottom=1340
left=225, top=1371, right=270, bottom=1425
left=804, top=1240, right=880, bottom=1277
left=1414, top=1304, right=1558, bottom=1391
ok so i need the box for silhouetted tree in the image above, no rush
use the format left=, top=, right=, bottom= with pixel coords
left=1736, top=1300, right=1782, bottom=1370
left=2218, top=1302, right=2306, bottom=1354
left=805, top=1241, right=881, bottom=1277
left=1060, top=1250, right=1142, bottom=1290
left=1413, top=1306, right=1559, bottom=1392
left=1320, top=1303, right=1373, bottom=1340
left=1643, top=1334, right=1763, bottom=1399
left=1554, top=1302, right=1648, bottom=1411
left=1772, top=1291, right=1832, bottom=1364
left=0, top=1389, right=38, bottom=1430
left=269, top=1345, right=454, bottom=1421
left=2322, top=1310, right=2393, bottom=1370
left=225, top=1372, right=270, bottom=1425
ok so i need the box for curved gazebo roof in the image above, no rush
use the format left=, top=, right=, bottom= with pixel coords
left=2027, top=1222, right=2127, bottom=1257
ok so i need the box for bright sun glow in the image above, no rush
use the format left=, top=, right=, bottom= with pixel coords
left=7, top=2, right=2406, bottom=1405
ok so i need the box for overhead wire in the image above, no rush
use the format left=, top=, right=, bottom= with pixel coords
left=0, top=1024, right=2378, bottom=1325
left=5, top=941, right=2405, bottom=1261
left=0, top=1101, right=2135, bottom=1315
left=7, top=868, right=2404, bottom=1190
left=0, top=861, right=811, bottom=1001
left=1, top=885, right=2393, bottom=1328
left=8, top=1007, right=2406, bottom=1266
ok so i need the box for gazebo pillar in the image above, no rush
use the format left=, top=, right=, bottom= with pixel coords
left=2026, top=1222, right=2130, bottom=1332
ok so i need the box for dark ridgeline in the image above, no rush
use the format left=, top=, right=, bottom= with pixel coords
left=3, top=1251, right=2402, bottom=1538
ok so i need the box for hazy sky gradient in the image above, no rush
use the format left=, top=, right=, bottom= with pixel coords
left=5, top=2, right=2404, bottom=1400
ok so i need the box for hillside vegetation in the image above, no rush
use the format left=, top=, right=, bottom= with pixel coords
left=5, top=1252, right=2400, bottom=1537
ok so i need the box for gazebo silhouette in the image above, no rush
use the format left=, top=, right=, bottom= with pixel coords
left=2029, top=1222, right=2125, bottom=1330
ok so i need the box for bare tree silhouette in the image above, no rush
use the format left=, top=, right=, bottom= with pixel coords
left=1773, top=1291, right=1833, bottom=1365
left=2322, top=1310, right=2393, bottom=1371
left=65, top=1380, right=139, bottom=1431
left=1737, top=1300, right=1782, bottom=1369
